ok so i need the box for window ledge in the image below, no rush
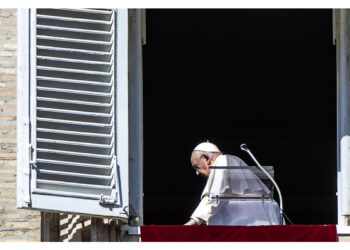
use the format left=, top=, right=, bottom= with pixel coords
left=337, top=225, right=350, bottom=235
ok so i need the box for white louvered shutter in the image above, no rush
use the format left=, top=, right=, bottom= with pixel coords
left=19, top=8, right=129, bottom=218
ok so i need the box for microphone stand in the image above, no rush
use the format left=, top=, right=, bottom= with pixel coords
left=240, top=143, right=284, bottom=225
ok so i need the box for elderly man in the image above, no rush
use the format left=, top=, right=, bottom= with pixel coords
left=185, top=141, right=281, bottom=226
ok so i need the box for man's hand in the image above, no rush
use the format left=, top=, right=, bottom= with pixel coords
left=184, top=219, right=198, bottom=225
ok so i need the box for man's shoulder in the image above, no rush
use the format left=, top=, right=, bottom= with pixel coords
left=224, top=154, right=248, bottom=166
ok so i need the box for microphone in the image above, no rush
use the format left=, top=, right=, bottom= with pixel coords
left=240, top=143, right=284, bottom=224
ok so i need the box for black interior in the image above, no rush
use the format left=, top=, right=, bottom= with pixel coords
left=143, top=9, right=337, bottom=225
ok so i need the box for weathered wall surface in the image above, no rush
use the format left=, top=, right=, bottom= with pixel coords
left=0, top=8, right=40, bottom=242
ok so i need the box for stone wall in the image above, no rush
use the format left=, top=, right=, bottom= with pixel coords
left=0, top=8, right=40, bottom=242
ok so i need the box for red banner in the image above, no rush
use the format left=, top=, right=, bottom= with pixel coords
left=140, top=225, right=337, bottom=242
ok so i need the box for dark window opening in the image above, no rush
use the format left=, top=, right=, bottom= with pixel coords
left=143, top=9, right=337, bottom=225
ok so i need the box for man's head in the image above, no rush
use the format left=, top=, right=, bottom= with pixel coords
left=191, top=142, right=221, bottom=178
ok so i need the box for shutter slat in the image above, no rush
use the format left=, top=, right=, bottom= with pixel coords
left=37, top=76, right=111, bottom=86
left=37, top=66, right=112, bottom=76
left=37, top=68, right=112, bottom=82
left=37, top=150, right=112, bottom=166
left=37, top=35, right=113, bottom=53
left=37, top=159, right=112, bottom=175
left=37, top=117, right=112, bottom=131
left=37, top=139, right=112, bottom=155
left=38, top=170, right=112, bottom=186
left=37, top=46, right=112, bottom=62
left=37, top=78, right=112, bottom=93
left=37, top=107, right=112, bottom=117
left=37, top=98, right=112, bottom=114
left=61, top=8, right=113, bottom=15
left=37, top=9, right=112, bottom=20
left=37, top=129, right=112, bottom=145
left=37, top=97, right=112, bottom=108
left=36, top=180, right=112, bottom=195
left=37, top=55, right=112, bottom=65
left=37, top=90, right=112, bottom=103
left=39, top=169, right=112, bottom=180
left=38, top=122, right=111, bottom=134
left=37, top=38, right=112, bottom=52
left=37, top=59, right=112, bottom=73
left=33, top=189, right=103, bottom=200
left=37, top=14, right=113, bottom=25
left=37, top=35, right=113, bottom=45
left=37, top=128, right=112, bottom=138
left=37, top=138, right=111, bottom=149
left=37, top=24, right=113, bottom=34
left=37, top=113, right=111, bottom=124
left=37, top=86, right=112, bottom=96
left=37, top=28, right=112, bottom=42
left=37, top=19, right=112, bottom=33
left=37, top=97, right=112, bottom=107
left=37, top=148, right=113, bottom=159
left=37, top=110, right=113, bottom=124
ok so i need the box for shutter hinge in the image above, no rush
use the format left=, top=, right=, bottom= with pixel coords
left=99, top=189, right=118, bottom=205
left=99, top=156, right=118, bottom=205
left=24, top=143, right=36, bottom=205
left=29, top=143, right=37, bottom=167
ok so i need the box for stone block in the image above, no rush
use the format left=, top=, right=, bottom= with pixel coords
left=0, top=89, right=16, bottom=97
left=23, top=214, right=41, bottom=220
left=5, top=221, right=40, bottom=229
left=0, top=59, right=16, bottom=65
left=0, top=152, right=16, bottom=159
left=0, top=144, right=16, bottom=153
left=0, top=11, right=11, bottom=18
left=0, top=115, right=15, bottom=122
left=3, top=44, right=16, bottom=50
left=0, top=190, right=16, bottom=197
left=0, top=159, right=16, bottom=167
left=0, top=183, right=15, bottom=189
left=5, top=205, right=18, bottom=211
left=0, top=105, right=16, bottom=113
left=0, top=51, right=13, bottom=57
left=0, top=230, right=24, bottom=238
left=0, top=68, right=16, bottom=75
left=0, top=91, right=16, bottom=97
left=0, top=213, right=21, bottom=219
left=0, top=168, right=16, bottom=174
left=0, top=125, right=15, bottom=136
left=0, top=175, right=16, bottom=183
left=2, top=19, right=16, bottom=26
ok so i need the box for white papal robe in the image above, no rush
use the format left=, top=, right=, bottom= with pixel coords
left=190, top=154, right=282, bottom=225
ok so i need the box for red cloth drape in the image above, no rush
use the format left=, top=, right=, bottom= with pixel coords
left=140, top=225, right=337, bottom=242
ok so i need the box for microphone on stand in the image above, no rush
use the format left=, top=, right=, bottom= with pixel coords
left=240, top=143, right=284, bottom=225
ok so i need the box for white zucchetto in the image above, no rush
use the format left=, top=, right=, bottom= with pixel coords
left=193, top=142, right=221, bottom=153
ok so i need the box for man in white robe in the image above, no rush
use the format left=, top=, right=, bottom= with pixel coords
left=185, top=142, right=281, bottom=226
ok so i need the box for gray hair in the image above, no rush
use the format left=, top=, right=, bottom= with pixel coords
left=193, top=150, right=220, bottom=160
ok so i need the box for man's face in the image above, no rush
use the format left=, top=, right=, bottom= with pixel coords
left=191, top=152, right=210, bottom=178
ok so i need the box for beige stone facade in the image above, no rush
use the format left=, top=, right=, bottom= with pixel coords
left=0, top=8, right=40, bottom=242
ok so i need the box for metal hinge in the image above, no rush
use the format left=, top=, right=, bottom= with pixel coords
left=29, top=144, right=36, bottom=166
left=24, top=143, right=36, bottom=205
left=99, top=189, right=118, bottom=205
left=29, top=143, right=37, bottom=172
left=99, top=156, right=118, bottom=205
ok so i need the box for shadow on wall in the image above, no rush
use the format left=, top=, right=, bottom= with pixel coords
left=58, top=214, right=127, bottom=242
